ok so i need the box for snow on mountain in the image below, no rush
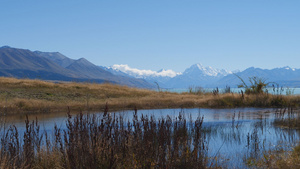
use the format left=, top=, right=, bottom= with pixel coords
left=107, top=63, right=233, bottom=88
left=102, top=63, right=300, bottom=88
left=216, top=66, right=300, bottom=87
left=183, top=63, right=232, bottom=77
left=281, top=66, right=296, bottom=71
left=110, top=64, right=181, bottom=78
left=163, top=64, right=233, bottom=88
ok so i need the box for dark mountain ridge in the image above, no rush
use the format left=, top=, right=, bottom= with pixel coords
left=0, top=46, right=154, bottom=88
left=2, top=46, right=300, bottom=89
left=34, top=51, right=75, bottom=68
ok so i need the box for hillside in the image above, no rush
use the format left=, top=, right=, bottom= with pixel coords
left=0, top=46, right=154, bottom=88
left=217, top=67, right=300, bottom=87
left=34, top=51, right=75, bottom=68
left=108, top=64, right=300, bottom=88
left=0, top=46, right=78, bottom=80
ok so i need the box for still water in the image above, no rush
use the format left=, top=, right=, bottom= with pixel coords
left=162, top=87, right=300, bottom=95
left=2, top=108, right=300, bottom=168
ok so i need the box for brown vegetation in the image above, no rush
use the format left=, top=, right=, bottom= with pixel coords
left=246, top=108, right=300, bottom=168
left=0, top=111, right=212, bottom=168
left=0, top=77, right=300, bottom=115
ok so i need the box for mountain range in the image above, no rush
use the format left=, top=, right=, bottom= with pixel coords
left=216, top=66, right=300, bottom=88
left=1, top=46, right=300, bottom=89
left=105, top=64, right=300, bottom=88
left=0, top=46, right=154, bottom=88
left=104, top=63, right=232, bottom=88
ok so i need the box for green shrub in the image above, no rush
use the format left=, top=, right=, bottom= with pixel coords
left=236, top=75, right=273, bottom=95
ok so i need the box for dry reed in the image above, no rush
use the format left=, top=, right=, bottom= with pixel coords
left=0, top=77, right=299, bottom=115
left=0, top=110, right=210, bottom=169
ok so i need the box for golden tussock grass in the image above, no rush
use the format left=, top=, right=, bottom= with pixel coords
left=0, top=77, right=300, bottom=115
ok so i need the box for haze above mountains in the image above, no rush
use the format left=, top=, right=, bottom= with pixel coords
left=1, top=46, right=300, bottom=89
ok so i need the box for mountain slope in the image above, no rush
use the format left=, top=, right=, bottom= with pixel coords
left=4, top=46, right=300, bottom=89
left=109, top=63, right=300, bottom=88
left=66, top=59, right=154, bottom=88
left=108, top=63, right=232, bottom=88
left=183, top=64, right=231, bottom=77
left=217, top=67, right=300, bottom=87
left=165, top=64, right=231, bottom=88
left=34, top=51, right=74, bottom=68
left=66, top=58, right=112, bottom=79
left=0, top=46, right=154, bottom=88
left=0, top=46, right=78, bottom=80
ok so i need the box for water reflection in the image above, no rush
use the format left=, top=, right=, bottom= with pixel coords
left=1, top=107, right=300, bottom=168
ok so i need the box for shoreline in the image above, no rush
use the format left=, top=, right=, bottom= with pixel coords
left=0, top=77, right=299, bottom=115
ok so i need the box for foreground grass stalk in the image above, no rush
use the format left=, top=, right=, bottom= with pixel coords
left=0, top=111, right=211, bottom=169
left=245, top=108, right=300, bottom=168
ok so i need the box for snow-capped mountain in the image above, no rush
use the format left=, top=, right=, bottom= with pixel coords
left=183, top=64, right=232, bottom=77
left=282, top=66, right=296, bottom=71
left=109, top=64, right=181, bottom=78
left=102, top=64, right=180, bottom=88
left=165, top=64, right=232, bottom=88
left=103, top=63, right=300, bottom=89
left=5, top=45, right=300, bottom=89
left=104, top=63, right=232, bottom=88
left=216, top=66, right=300, bottom=87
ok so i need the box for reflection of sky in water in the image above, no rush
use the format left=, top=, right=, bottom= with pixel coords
left=163, top=88, right=300, bottom=95
left=2, top=108, right=300, bottom=168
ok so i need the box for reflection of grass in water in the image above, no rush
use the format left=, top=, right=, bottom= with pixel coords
left=205, top=111, right=300, bottom=168
left=245, top=141, right=300, bottom=168
left=246, top=108, right=300, bottom=168
left=204, top=115, right=269, bottom=168
left=0, top=111, right=212, bottom=168
left=273, top=108, right=300, bottom=129
left=1, top=107, right=300, bottom=168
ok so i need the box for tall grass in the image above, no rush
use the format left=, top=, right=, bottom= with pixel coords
left=246, top=107, right=300, bottom=168
left=0, top=110, right=210, bottom=168
left=1, top=77, right=300, bottom=115
left=273, top=107, right=300, bottom=129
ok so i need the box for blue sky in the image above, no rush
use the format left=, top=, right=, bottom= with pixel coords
left=1, top=1, right=300, bottom=72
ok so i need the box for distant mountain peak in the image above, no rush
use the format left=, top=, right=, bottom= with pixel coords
left=76, top=58, right=93, bottom=64
left=281, top=66, right=295, bottom=71
left=189, top=63, right=204, bottom=70
left=184, top=63, right=232, bottom=77
left=157, top=69, right=165, bottom=73
left=232, top=69, right=241, bottom=73
left=34, top=50, right=61, bottom=55
left=110, top=64, right=180, bottom=78
left=0, top=46, right=156, bottom=88
left=78, top=58, right=88, bottom=62
left=34, top=51, right=75, bottom=68
left=1, top=46, right=12, bottom=49
left=70, top=58, right=95, bottom=68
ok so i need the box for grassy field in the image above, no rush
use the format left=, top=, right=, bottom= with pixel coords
left=0, top=77, right=300, bottom=115
left=2, top=77, right=300, bottom=168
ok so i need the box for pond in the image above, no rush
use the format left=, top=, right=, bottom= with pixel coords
left=1, top=107, right=300, bottom=168
left=162, top=87, right=300, bottom=95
